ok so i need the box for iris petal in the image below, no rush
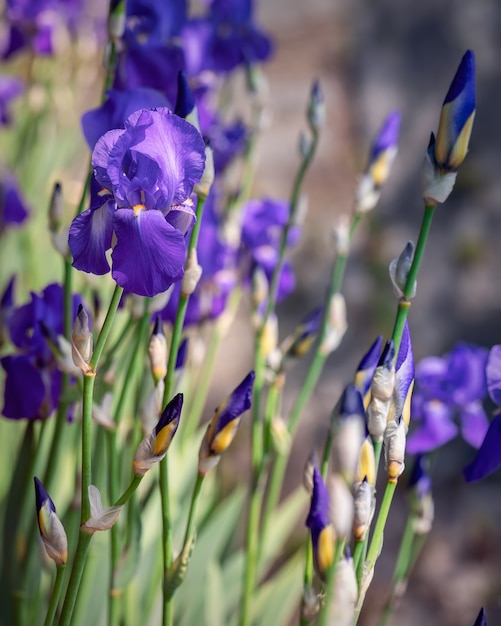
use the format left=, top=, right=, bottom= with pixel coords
left=1, top=355, right=45, bottom=419
left=112, top=208, right=186, bottom=297
left=459, top=403, right=489, bottom=449
left=407, top=401, right=457, bottom=453
left=463, top=414, right=501, bottom=482
left=69, top=202, right=114, bottom=275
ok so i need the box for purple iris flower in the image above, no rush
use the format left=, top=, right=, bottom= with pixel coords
left=407, top=343, right=488, bottom=454
left=241, top=198, right=300, bottom=301
left=69, top=107, right=206, bottom=297
left=114, top=0, right=187, bottom=104
left=182, top=0, right=273, bottom=75
left=0, top=169, right=30, bottom=230
left=463, top=345, right=501, bottom=482
left=1, top=0, right=85, bottom=58
left=81, top=88, right=170, bottom=150
left=160, top=192, right=237, bottom=326
left=1, top=283, right=82, bottom=420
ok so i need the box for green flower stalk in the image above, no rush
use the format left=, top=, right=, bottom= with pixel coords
left=34, top=477, right=67, bottom=567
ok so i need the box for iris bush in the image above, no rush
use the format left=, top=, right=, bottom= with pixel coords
left=0, top=2, right=497, bottom=625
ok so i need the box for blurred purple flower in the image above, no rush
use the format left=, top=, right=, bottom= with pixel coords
left=0, top=75, right=23, bottom=125
left=182, top=0, right=273, bottom=75
left=1, top=283, right=82, bottom=420
left=160, top=192, right=238, bottom=326
left=0, top=170, right=30, bottom=230
left=241, top=197, right=299, bottom=302
left=407, top=343, right=488, bottom=454
left=69, top=108, right=206, bottom=297
left=464, top=345, right=501, bottom=482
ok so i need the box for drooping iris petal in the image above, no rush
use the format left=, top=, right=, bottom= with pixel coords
left=111, top=208, right=186, bottom=297
left=459, top=403, right=489, bottom=449
left=69, top=201, right=114, bottom=275
left=486, top=345, right=501, bottom=406
left=463, top=414, right=501, bottom=482
left=407, top=400, right=457, bottom=453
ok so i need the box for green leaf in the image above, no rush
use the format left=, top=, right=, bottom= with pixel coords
left=204, top=560, right=225, bottom=626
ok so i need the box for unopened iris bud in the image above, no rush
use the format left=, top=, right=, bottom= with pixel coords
left=174, top=71, right=200, bottom=131
left=181, top=249, right=203, bottom=296
left=388, top=321, right=414, bottom=428
left=384, top=417, right=406, bottom=482
left=328, top=553, right=358, bottom=626
left=356, top=436, right=376, bottom=486
left=108, top=0, right=126, bottom=41
left=34, top=477, right=67, bottom=566
left=389, top=241, right=415, bottom=299
left=473, top=608, right=487, bottom=626
left=353, top=478, right=376, bottom=541
left=299, top=131, right=313, bottom=159
left=198, top=372, right=255, bottom=475
left=330, top=384, right=366, bottom=483
left=354, top=335, right=383, bottom=407
left=423, top=50, right=475, bottom=205
left=278, top=307, right=323, bottom=370
left=303, top=449, right=319, bottom=495
left=261, top=312, right=279, bottom=361
left=194, top=144, right=215, bottom=199
left=408, top=455, right=434, bottom=534
left=319, top=292, right=347, bottom=355
left=148, top=315, right=167, bottom=385
left=48, top=182, right=63, bottom=234
left=270, top=415, right=291, bottom=455
left=306, top=467, right=334, bottom=580
left=367, top=340, right=396, bottom=442
left=133, top=393, right=183, bottom=475
left=355, top=111, right=401, bottom=214
left=307, top=80, right=325, bottom=132
left=328, top=473, right=354, bottom=540
left=334, top=214, right=351, bottom=256
left=40, top=322, right=80, bottom=376
left=71, top=305, right=93, bottom=374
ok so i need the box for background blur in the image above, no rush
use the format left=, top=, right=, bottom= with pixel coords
left=1, top=0, right=501, bottom=624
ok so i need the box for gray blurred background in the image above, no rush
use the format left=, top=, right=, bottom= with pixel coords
left=240, top=1, right=501, bottom=624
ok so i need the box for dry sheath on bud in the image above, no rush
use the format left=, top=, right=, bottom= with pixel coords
left=384, top=417, right=407, bottom=482
left=71, top=305, right=93, bottom=373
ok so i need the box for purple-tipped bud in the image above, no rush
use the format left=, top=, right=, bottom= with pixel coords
left=307, top=80, right=325, bottom=132
left=175, top=72, right=196, bottom=120
left=368, top=340, right=396, bottom=441
left=391, top=321, right=415, bottom=427
left=389, top=241, right=415, bottom=299
left=194, top=143, right=215, bottom=199
left=354, top=335, right=384, bottom=403
left=473, top=608, right=487, bottom=626
left=331, top=385, right=366, bottom=482
left=408, top=455, right=434, bottom=534
left=339, top=383, right=366, bottom=420
left=306, top=467, right=334, bottom=579
left=176, top=337, right=188, bottom=370
left=133, top=394, right=183, bottom=475
left=199, top=372, right=255, bottom=475
left=34, top=477, right=67, bottom=566
left=71, top=305, right=93, bottom=373
left=355, top=111, right=401, bottom=214
left=282, top=307, right=323, bottom=361
left=378, top=340, right=395, bottom=369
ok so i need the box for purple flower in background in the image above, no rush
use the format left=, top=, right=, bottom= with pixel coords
left=69, top=108, right=206, bottom=297
left=1, top=283, right=82, bottom=420
left=0, top=75, right=23, bottom=125
left=182, top=0, right=273, bottom=75
left=0, top=169, right=30, bottom=230
left=160, top=192, right=237, bottom=326
left=241, top=198, right=299, bottom=302
left=81, top=88, right=170, bottom=150
left=464, top=345, right=501, bottom=482
left=407, top=343, right=488, bottom=454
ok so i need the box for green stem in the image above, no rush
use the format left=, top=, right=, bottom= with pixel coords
left=299, top=540, right=314, bottom=626
left=366, top=481, right=397, bottom=571
left=43, top=565, right=66, bottom=626
left=316, top=539, right=344, bottom=626
left=90, top=284, right=124, bottom=372
left=58, top=532, right=93, bottom=626
left=115, top=475, right=143, bottom=507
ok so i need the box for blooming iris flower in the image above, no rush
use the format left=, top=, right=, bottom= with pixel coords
left=0, top=169, right=30, bottom=230
left=463, top=345, right=501, bottom=482
left=407, top=342, right=488, bottom=454
left=1, top=283, right=82, bottom=420
left=69, top=108, right=206, bottom=297
left=240, top=198, right=299, bottom=302
left=306, top=467, right=334, bottom=580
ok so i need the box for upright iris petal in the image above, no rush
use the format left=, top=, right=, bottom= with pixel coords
left=69, top=107, right=206, bottom=297
left=434, top=50, right=476, bottom=172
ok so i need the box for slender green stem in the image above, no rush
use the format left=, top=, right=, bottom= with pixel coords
left=81, top=372, right=95, bottom=521
left=299, top=540, right=314, bottom=626
left=44, top=565, right=66, bottom=626
left=115, top=475, right=143, bottom=507
left=58, top=532, right=93, bottom=626
left=316, top=539, right=344, bottom=626
left=366, top=481, right=397, bottom=570
left=182, top=473, right=205, bottom=552
left=90, top=284, right=124, bottom=372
